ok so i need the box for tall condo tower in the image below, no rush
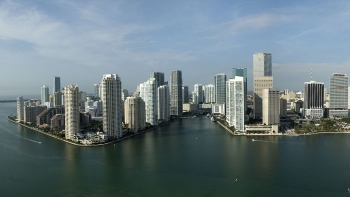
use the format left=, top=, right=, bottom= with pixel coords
left=53, top=76, right=61, bottom=93
left=170, top=70, right=183, bottom=116
left=329, top=73, right=349, bottom=117
left=204, top=84, right=215, bottom=103
left=194, top=84, right=203, bottom=104
left=121, top=89, right=129, bottom=101
left=158, top=85, right=170, bottom=121
left=101, top=74, right=122, bottom=138
left=253, top=52, right=273, bottom=119
left=226, top=77, right=245, bottom=132
left=64, top=85, right=80, bottom=140
left=182, top=86, right=189, bottom=104
left=140, top=78, right=158, bottom=126
left=232, top=68, right=247, bottom=114
left=304, top=81, right=324, bottom=118
left=150, top=72, right=165, bottom=87
left=94, top=84, right=100, bottom=98
left=215, top=73, right=227, bottom=104
left=124, top=96, right=146, bottom=133
left=17, top=96, right=24, bottom=121
left=41, top=85, right=49, bottom=104
left=262, top=88, right=280, bottom=125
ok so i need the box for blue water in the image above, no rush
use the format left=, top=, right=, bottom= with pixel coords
left=0, top=102, right=350, bottom=196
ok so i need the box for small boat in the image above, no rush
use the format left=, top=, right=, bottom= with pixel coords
left=211, top=117, right=216, bottom=122
left=252, top=139, right=255, bottom=142
left=206, top=114, right=210, bottom=117
left=348, top=188, right=350, bottom=193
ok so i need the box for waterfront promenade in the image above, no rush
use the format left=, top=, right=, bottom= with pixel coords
left=8, top=118, right=170, bottom=147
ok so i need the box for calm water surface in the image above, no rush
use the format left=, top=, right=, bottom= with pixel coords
left=1, top=102, right=350, bottom=197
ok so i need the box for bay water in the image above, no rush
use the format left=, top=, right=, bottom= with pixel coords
left=1, top=102, right=350, bottom=196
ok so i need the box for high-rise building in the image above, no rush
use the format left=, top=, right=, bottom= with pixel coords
left=204, top=84, right=215, bottom=103
left=215, top=73, right=227, bottom=104
left=53, top=76, right=61, bottom=93
left=191, top=92, right=198, bottom=104
left=41, top=85, right=49, bottom=104
left=53, top=92, right=63, bottom=107
left=194, top=84, right=203, bottom=104
left=253, top=52, right=273, bottom=119
left=94, top=84, right=100, bottom=98
left=17, top=96, right=24, bottom=121
left=140, top=78, right=158, bottom=126
left=158, top=85, right=170, bottom=121
left=329, top=73, right=348, bottom=117
left=262, top=88, right=280, bottom=125
left=348, top=87, right=350, bottom=110
left=101, top=74, right=122, bottom=138
left=124, top=96, right=146, bottom=133
left=280, top=98, right=287, bottom=116
left=304, top=81, right=324, bottom=118
left=24, top=105, right=47, bottom=123
left=121, top=89, right=128, bottom=101
left=226, top=77, right=245, bottom=132
left=182, top=86, right=189, bottom=104
left=150, top=72, right=165, bottom=87
left=232, top=68, right=247, bottom=113
left=64, top=85, right=80, bottom=140
left=170, top=70, right=182, bottom=116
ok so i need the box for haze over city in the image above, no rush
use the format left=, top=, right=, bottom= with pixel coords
left=1, top=0, right=350, bottom=98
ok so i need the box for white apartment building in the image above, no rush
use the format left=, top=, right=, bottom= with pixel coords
left=64, top=85, right=80, bottom=140
left=204, top=84, right=215, bottom=103
left=226, top=77, right=245, bottom=132
left=17, top=96, right=24, bottom=121
left=194, top=84, right=203, bottom=104
left=101, top=74, right=122, bottom=138
left=140, top=78, right=158, bottom=126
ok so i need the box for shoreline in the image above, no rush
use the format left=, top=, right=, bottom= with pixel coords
left=8, top=118, right=170, bottom=147
left=215, top=119, right=350, bottom=136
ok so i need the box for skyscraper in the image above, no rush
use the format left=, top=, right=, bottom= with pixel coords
left=215, top=73, right=227, bottom=104
left=204, top=84, right=215, bottom=103
left=94, top=84, right=100, bottom=98
left=124, top=96, right=146, bottom=133
left=194, top=84, right=203, bottom=104
left=64, top=85, right=80, bottom=140
left=41, top=85, right=49, bottom=104
left=262, top=88, right=280, bottom=125
left=158, top=85, right=170, bottom=121
left=170, top=70, right=183, bottom=116
left=226, top=77, right=245, bottom=132
left=232, top=68, right=247, bottom=113
left=304, top=81, right=324, bottom=118
left=150, top=72, right=165, bottom=88
left=140, top=78, right=158, bottom=126
left=17, top=96, right=24, bottom=121
left=182, top=86, right=189, bottom=104
left=329, top=73, right=349, bottom=117
left=53, top=76, right=61, bottom=93
left=121, top=89, right=128, bottom=101
left=253, top=52, right=273, bottom=119
left=101, top=74, right=122, bottom=138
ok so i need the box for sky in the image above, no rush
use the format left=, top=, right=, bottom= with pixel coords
left=1, top=0, right=350, bottom=99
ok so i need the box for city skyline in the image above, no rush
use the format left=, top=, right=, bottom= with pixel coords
left=1, top=1, right=350, bottom=97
